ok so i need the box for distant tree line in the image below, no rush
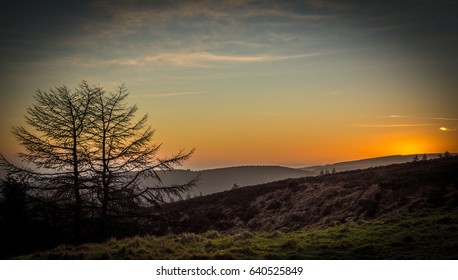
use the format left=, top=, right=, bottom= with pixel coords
left=0, top=81, right=196, bottom=257
left=319, top=168, right=336, bottom=176
left=412, top=152, right=452, bottom=162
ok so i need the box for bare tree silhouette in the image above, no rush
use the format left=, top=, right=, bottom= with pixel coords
left=2, top=82, right=95, bottom=240
left=85, top=83, right=196, bottom=237
left=1, top=81, right=196, bottom=241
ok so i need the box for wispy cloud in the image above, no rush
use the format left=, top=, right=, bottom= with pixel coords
left=79, top=1, right=338, bottom=45
left=142, top=52, right=322, bottom=66
left=222, top=40, right=271, bottom=48
left=145, top=91, right=206, bottom=98
left=29, top=51, right=323, bottom=70
left=107, top=59, right=140, bottom=66
left=94, top=1, right=338, bottom=24
left=351, top=124, right=432, bottom=128
left=351, top=114, right=458, bottom=130
left=389, top=115, right=458, bottom=121
left=433, top=117, right=458, bottom=121
left=91, top=52, right=324, bottom=68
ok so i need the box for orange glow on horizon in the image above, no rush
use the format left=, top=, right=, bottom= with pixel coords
left=362, top=134, right=437, bottom=158
left=3, top=108, right=457, bottom=170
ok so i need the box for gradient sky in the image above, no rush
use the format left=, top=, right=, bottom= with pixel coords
left=1, top=0, right=457, bottom=169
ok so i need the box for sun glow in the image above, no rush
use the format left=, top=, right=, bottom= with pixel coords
left=366, top=135, right=433, bottom=157
left=397, top=143, right=427, bottom=155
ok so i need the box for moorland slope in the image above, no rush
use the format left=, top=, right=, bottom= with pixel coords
left=160, top=156, right=458, bottom=233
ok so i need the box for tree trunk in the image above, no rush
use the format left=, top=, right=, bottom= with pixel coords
left=73, top=141, right=82, bottom=243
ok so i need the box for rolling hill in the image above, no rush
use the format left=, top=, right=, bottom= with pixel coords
left=158, top=156, right=458, bottom=234
left=300, top=154, right=439, bottom=173
left=17, top=156, right=458, bottom=259
left=153, top=154, right=449, bottom=196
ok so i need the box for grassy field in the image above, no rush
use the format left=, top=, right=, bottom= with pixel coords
left=20, top=206, right=458, bottom=259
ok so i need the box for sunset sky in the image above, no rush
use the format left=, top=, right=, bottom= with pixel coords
left=1, top=0, right=457, bottom=169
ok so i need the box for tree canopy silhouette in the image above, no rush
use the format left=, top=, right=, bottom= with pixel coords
left=6, top=82, right=94, bottom=240
left=0, top=81, right=196, bottom=241
left=84, top=83, right=196, bottom=237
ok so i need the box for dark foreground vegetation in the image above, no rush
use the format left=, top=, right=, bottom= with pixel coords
left=2, top=156, right=457, bottom=259
left=18, top=207, right=458, bottom=259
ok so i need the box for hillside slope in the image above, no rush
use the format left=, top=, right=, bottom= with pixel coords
left=160, top=157, right=458, bottom=234
left=14, top=156, right=458, bottom=260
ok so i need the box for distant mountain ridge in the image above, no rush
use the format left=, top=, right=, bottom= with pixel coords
left=175, top=154, right=449, bottom=196
left=153, top=166, right=314, bottom=197
left=300, top=154, right=444, bottom=173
